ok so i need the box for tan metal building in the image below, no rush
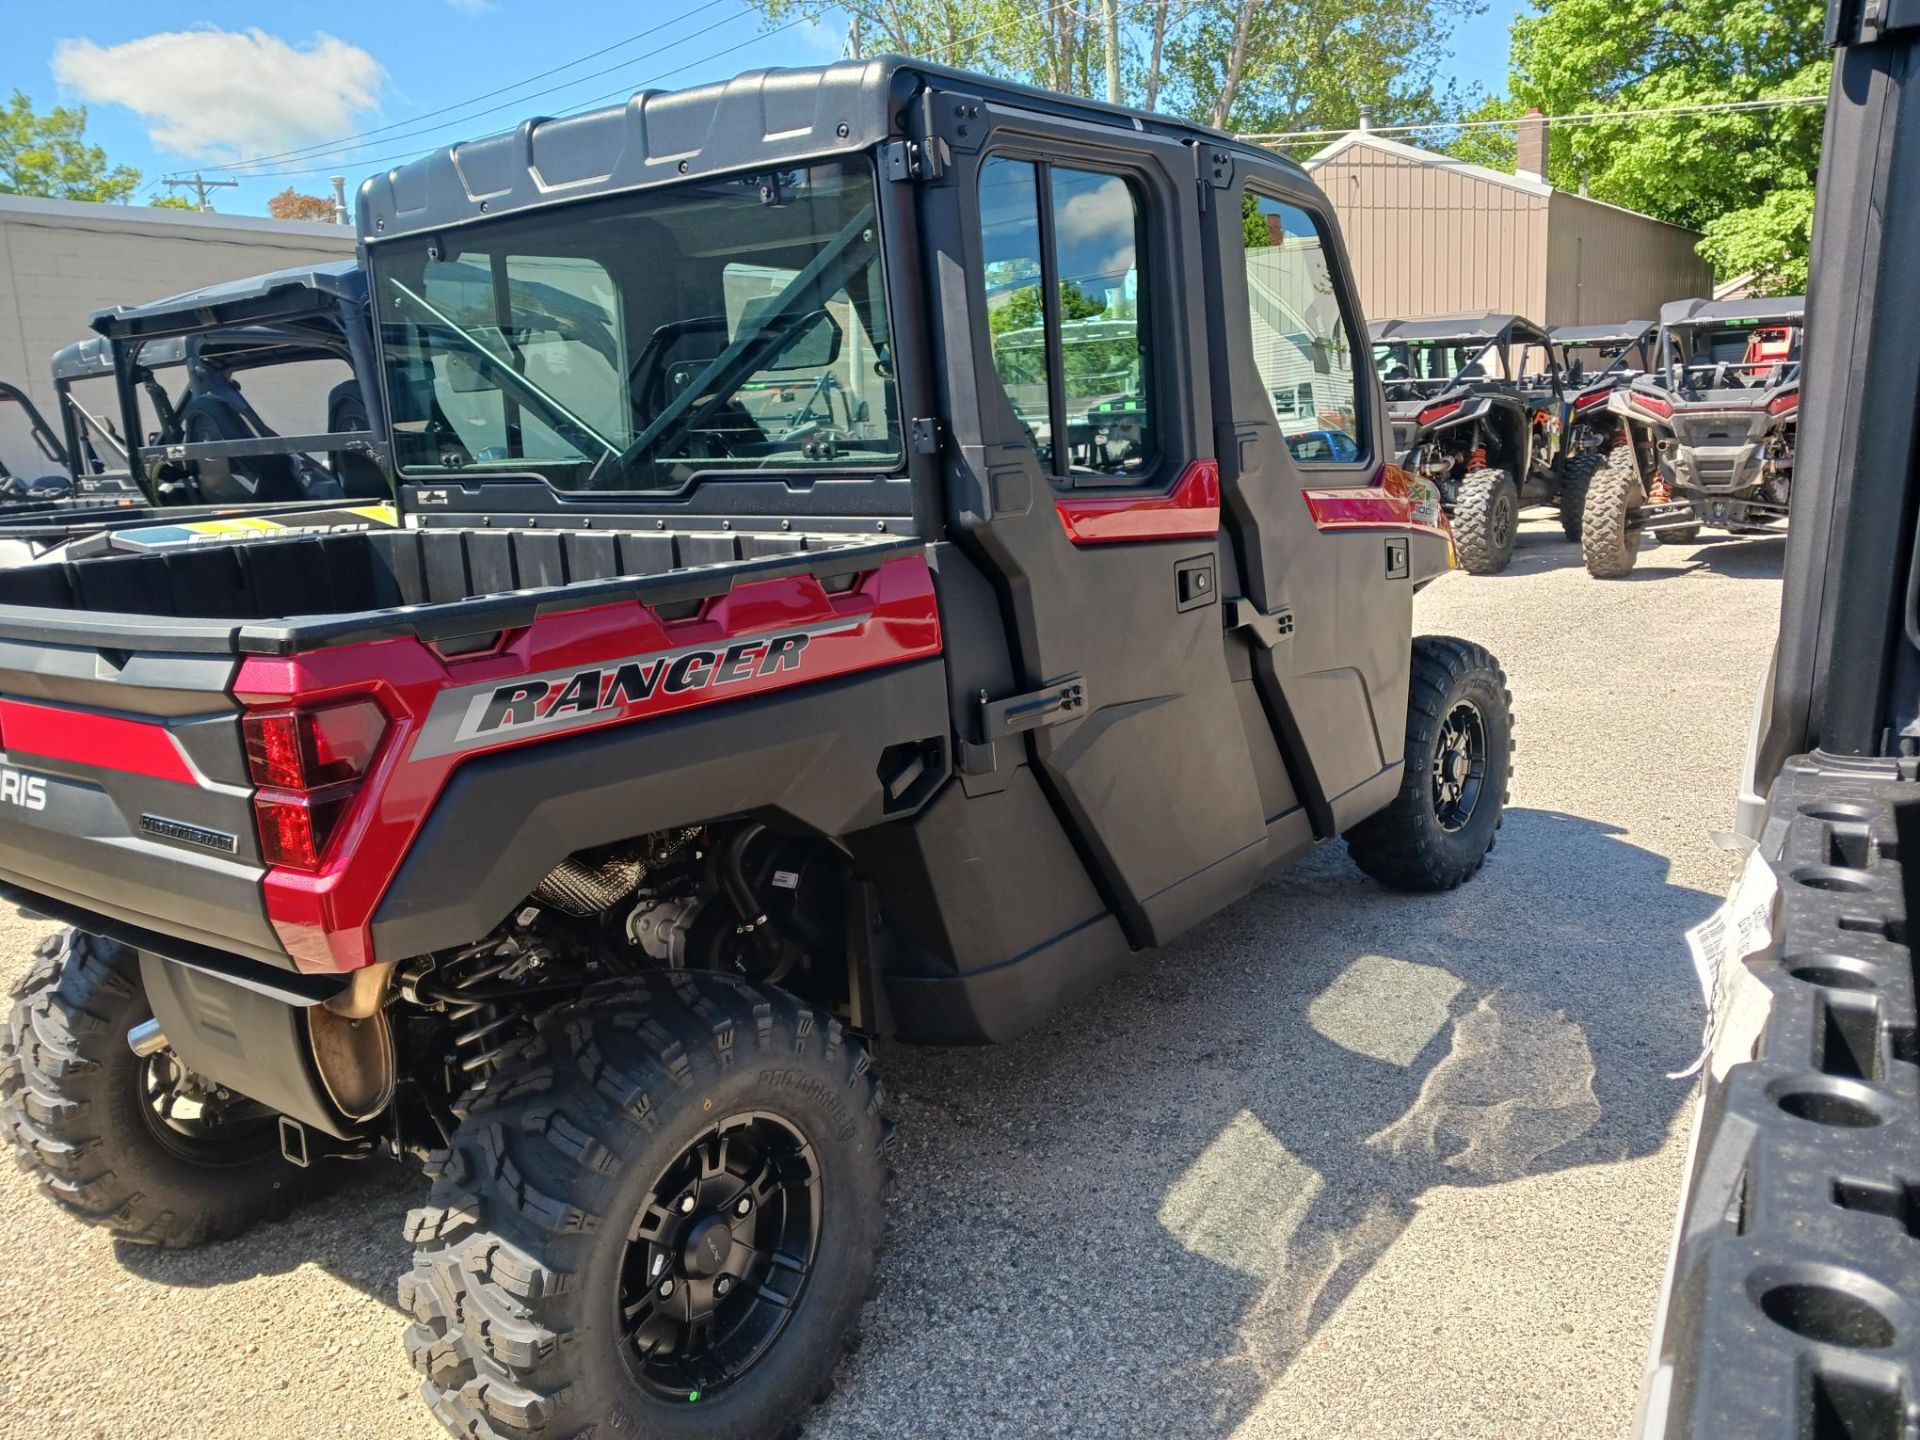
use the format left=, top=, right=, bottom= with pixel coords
left=1304, top=123, right=1712, bottom=328
left=0, top=194, right=354, bottom=475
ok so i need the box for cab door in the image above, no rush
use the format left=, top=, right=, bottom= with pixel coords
left=915, top=91, right=1268, bottom=948
left=1196, top=151, right=1423, bottom=833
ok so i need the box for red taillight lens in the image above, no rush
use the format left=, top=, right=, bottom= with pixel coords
left=1418, top=400, right=1463, bottom=426
left=1574, top=388, right=1610, bottom=410
left=253, top=792, right=354, bottom=870
left=244, top=699, right=385, bottom=872
left=244, top=700, right=385, bottom=789
left=1634, top=393, right=1673, bottom=418
left=1767, top=390, right=1799, bottom=416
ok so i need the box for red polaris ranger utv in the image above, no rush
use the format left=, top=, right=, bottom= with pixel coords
left=0, top=60, right=1509, bottom=1440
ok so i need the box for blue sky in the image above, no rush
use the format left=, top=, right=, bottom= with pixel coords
left=3, top=1, right=1520, bottom=217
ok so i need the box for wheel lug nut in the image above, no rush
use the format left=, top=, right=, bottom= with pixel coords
left=659, top=1278, right=675, bottom=1297
left=735, top=1197, right=752, bottom=1216
left=716, top=1277, right=733, bottom=1297
left=651, top=1254, right=666, bottom=1278
left=679, top=1194, right=696, bottom=1214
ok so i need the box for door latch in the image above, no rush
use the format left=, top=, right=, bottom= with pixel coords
left=978, top=674, right=1088, bottom=740
left=1225, top=598, right=1295, bottom=648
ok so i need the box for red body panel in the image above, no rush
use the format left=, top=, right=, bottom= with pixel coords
left=1302, top=464, right=1451, bottom=538
left=1054, top=460, right=1220, bottom=544
left=0, top=698, right=198, bottom=784
left=234, top=554, right=943, bottom=974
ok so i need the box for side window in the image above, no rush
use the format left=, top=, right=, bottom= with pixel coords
left=1242, top=193, right=1366, bottom=464
left=977, top=156, right=1154, bottom=483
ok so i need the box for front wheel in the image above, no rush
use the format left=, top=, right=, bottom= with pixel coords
left=402, top=971, right=888, bottom=1440
left=1450, top=467, right=1520, bottom=575
left=1556, top=450, right=1604, bottom=542
left=1580, top=446, right=1646, bottom=577
left=0, top=929, right=308, bottom=1247
left=1344, top=636, right=1512, bottom=892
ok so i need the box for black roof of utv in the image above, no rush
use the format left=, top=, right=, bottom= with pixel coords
left=1369, top=313, right=1551, bottom=348
left=1658, top=296, right=1807, bottom=329
left=90, top=260, right=365, bottom=343
left=359, top=56, right=1294, bottom=242
left=1550, top=320, right=1656, bottom=347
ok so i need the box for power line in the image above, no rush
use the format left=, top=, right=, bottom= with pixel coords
left=209, top=4, right=767, bottom=178
left=163, top=173, right=240, bottom=210
left=1241, top=94, right=1827, bottom=144
left=189, top=0, right=735, bottom=177
left=222, top=12, right=822, bottom=182
left=222, top=0, right=1100, bottom=186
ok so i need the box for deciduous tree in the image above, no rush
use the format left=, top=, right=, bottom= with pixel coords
left=267, top=187, right=337, bottom=222
left=0, top=91, right=139, bottom=204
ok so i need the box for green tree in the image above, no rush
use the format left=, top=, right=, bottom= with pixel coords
left=743, top=0, right=1477, bottom=135
left=0, top=91, right=139, bottom=204
left=1458, top=0, right=1827, bottom=292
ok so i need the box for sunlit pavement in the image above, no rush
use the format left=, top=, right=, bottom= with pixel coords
left=0, top=520, right=1783, bottom=1439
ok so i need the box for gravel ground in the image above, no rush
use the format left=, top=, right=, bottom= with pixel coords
left=0, top=519, right=1785, bottom=1440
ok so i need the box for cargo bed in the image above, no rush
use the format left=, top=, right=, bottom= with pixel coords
left=0, top=524, right=916, bottom=654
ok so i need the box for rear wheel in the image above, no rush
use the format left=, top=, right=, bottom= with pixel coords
left=1450, top=467, right=1519, bottom=574
left=1580, top=447, right=1645, bottom=577
left=402, top=971, right=887, bottom=1440
left=0, top=928, right=307, bottom=1247
left=1344, top=636, right=1512, bottom=891
left=1556, top=450, right=1604, bottom=542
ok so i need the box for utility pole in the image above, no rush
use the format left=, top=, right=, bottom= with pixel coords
left=845, top=13, right=862, bottom=58
left=163, top=173, right=238, bottom=212
left=1103, top=0, right=1122, bottom=104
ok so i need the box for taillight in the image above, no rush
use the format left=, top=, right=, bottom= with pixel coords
left=1767, top=390, right=1799, bottom=416
left=1574, top=388, right=1610, bottom=410
left=1633, top=393, right=1673, bottom=418
left=243, top=700, right=386, bottom=871
left=1418, top=400, right=1463, bottom=426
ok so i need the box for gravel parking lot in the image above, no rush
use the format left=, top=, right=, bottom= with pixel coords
left=0, top=519, right=1785, bottom=1440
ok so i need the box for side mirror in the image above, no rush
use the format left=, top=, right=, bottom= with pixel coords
left=760, top=306, right=844, bottom=372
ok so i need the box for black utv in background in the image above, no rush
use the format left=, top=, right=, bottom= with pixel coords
left=1580, top=297, right=1805, bottom=577
left=0, top=58, right=1510, bottom=1440
left=0, top=262, right=395, bottom=566
left=1373, top=312, right=1582, bottom=573
left=0, top=380, right=72, bottom=502
left=1634, top=4, right=1919, bottom=1433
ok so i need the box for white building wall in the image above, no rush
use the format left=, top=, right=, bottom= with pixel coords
left=0, top=195, right=353, bottom=479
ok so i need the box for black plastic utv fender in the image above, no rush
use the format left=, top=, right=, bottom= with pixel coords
left=370, top=660, right=951, bottom=962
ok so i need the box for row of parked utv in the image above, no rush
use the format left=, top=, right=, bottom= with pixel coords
left=1374, top=298, right=1805, bottom=577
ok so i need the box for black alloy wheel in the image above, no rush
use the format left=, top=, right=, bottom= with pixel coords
left=618, top=1114, right=822, bottom=1402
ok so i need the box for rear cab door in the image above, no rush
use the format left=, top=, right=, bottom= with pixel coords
left=912, top=85, right=1269, bottom=949
left=1196, top=149, right=1435, bottom=834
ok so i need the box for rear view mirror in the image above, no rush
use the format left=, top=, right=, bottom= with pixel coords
left=739, top=299, right=844, bottom=372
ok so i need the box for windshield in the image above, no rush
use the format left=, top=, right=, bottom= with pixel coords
left=369, top=160, right=900, bottom=491
left=1665, top=322, right=1802, bottom=391
left=1375, top=337, right=1503, bottom=392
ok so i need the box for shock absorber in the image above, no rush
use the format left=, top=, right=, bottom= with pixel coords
left=408, top=940, right=538, bottom=1077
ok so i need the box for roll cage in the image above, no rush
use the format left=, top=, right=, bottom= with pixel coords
left=1653, top=297, right=1806, bottom=396
left=68, top=261, right=392, bottom=504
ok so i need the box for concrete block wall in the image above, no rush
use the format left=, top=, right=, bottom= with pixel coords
left=0, top=195, right=354, bottom=481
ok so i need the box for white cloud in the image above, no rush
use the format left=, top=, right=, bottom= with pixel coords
left=52, top=28, right=384, bottom=162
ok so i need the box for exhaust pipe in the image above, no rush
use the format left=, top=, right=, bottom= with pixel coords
left=127, top=1019, right=167, bottom=1057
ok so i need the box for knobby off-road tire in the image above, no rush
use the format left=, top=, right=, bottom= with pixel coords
left=1344, top=636, right=1513, bottom=892
left=1580, top=447, right=1646, bottom=577
left=402, top=970, right=888, bottom=1440
left=1556, top=450, right=1605, bottom=542
left=1450, top=467, right=1520, bottom=575
left=0, top=928, right=307, bottom=1247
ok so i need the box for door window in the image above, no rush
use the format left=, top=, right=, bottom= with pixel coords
left=1241, top=193, right=1366, bottom=465
left=977, top=156, right=1154, bottom=483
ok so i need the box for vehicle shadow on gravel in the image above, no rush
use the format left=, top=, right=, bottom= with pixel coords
left=812, top=807, right=1711, bottom=1440
left=1497, top=526, right=1786, bottom=584
left=111, top=1153, right=420, bottom=1306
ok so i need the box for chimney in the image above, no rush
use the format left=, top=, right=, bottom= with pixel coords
left=330, top=175, right=349, bottom=226
left=1516, top=107, right=1548, bottom=184
left=1357, top=104, right=1374, bottom=133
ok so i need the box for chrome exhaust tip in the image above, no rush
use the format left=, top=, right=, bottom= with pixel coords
left=126, top=1018, right=168, bottom=1058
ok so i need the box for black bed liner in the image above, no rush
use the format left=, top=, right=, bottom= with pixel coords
left=0, top=526, right=917, bottom=656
